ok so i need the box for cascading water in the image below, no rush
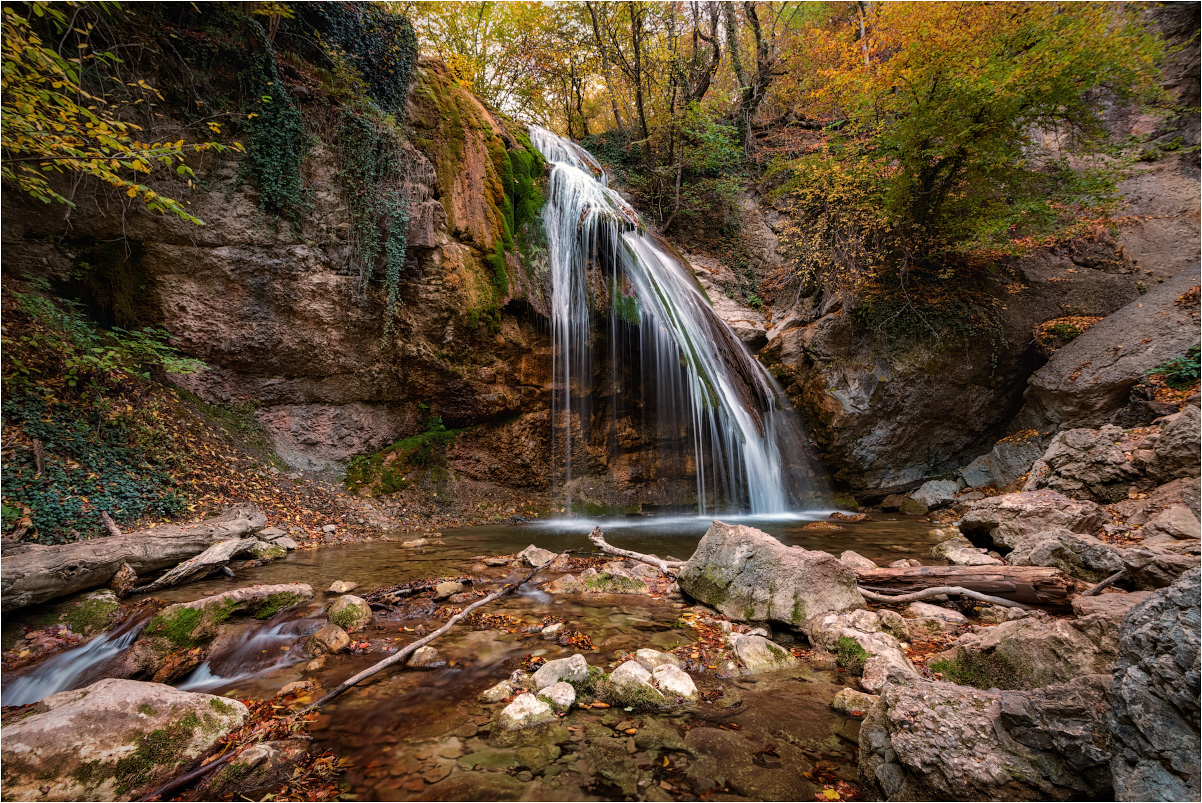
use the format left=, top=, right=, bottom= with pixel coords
left=529, top=126, right=826, bottom=515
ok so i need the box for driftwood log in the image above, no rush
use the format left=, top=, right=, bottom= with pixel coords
left=856, top=565, right=1080, bottom=607
left=0, top=504, right=267, bottom=612
left=588, top=526, right=683, bottom=576
left=132, top=537, right=264, bottom=594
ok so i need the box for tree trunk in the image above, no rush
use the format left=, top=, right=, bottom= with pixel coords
left=0, top=503, right=267, bottom=612
left=856, top=565, right=1081, bottom=607
left=586, top=2, right=625, bottom=130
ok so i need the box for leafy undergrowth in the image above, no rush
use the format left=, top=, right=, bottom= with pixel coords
left=0, top=282, right=381, bottom=544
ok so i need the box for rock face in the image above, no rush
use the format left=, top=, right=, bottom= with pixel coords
left=1108, top=568, right=1200, bottom=801
left=1016, top=270, right=1202, bottom=431
left=1146, top=405, right=1202, bottom=484
left=1025, top=426, right=1140, bottom=503
left=859, top=676, right=1113, bottom=801
left=0, top=678, right=247, bottom=801
left=958, top=490, right=1106, bottom=552
left=677, top=521, right=864, bottom=625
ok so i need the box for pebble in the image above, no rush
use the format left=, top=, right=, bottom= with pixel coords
left=322, top=524, right=337, bottom=533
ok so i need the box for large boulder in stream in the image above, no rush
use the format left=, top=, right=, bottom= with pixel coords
left=859, top=675, right=1114, bottom=801
left=957, top=490, right=1107, bottom=551
left=1108, top=567, right=1200, bottom=801
left=0, top=678, right=247, bottom=801
left=677, top=521, right=864, bottom=625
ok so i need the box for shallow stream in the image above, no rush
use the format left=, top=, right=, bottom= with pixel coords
left=2, top=514, right=938, bottom=801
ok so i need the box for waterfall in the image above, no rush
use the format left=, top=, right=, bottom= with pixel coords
left=529, top=126, right=825, bottom=515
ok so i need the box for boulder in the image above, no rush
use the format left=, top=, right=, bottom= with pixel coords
left=989, top=435, right=1050, bottom=488
left=959, top=454, right=995, bottom=489
left=1109, top=476, right=1201, bottom=526
left=1006, top=528, right=1126, bottom=583
left=604, top=660, right=666, bottom=708
left=539, top=681, right=576, bottom=712
left=1140, top=504, right=1202, bottom=542
left=407, top=646, right=442, bottom=667
left=1109, top=568, right=1200, bottom=801
left=651, top=665, right=698, bottom=701
left=0, top=678, right=247, bottom=801
left=142, top=584, right=313, bottom=653
left=677, top=521, right=864, bottom=626
left=432, top=581, right=464, bottom=600
left=910, top=479, right=959, bottom=510
left=958, top=490, right=1107, bottom=552
left=859, top=676, right=1113, bottom=801
left=632, top=648, right=684, bottom=671
left=805, top=610, right=920, bottom=691
left=1024, top=427, right=1141, bottom=503
left=543, top=573, right=584, bottom=594
left=904, top=602, right=967, bottom=624
left=899, top=497, right=929, bottom=516
left=326, top=595, right=372, bottom=632
left=932, top=532, right=1005, bottom=566
left=1119, top=545, right=1200, bottom=590
left=839, top=550, right=878, bottom=570
left=1071, top=591, right=1152, bottom=619
left=1146, top=405, right=1202, bottom=484
left=932, top=611, right=1124, bottom=689
left=1015, top=269, right=1201, bottom=431
left=531, top=654, right=589, bottom=691
left=727, top=633, right=800, bottom=675
left=307, top=624, right=350, bottom=655
left=516, top=545, right=556, bottom=567
left=832, top=687, right=878, bottom=716
left=880, top=494, right=908, bottom=511
left=496, top=693, right=555, bottom=731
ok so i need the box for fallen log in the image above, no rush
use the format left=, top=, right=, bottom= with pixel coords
left=132, top=537, right=264, bottom=594
left=856, top=565, right=1080, bottom=607
left=0, top=504, right=267, bottom=612
left=588, top=526, right=683, bottom=577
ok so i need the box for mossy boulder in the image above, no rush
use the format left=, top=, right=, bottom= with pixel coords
left=0, top=678, right=246, bottom=801
left=326, top=595, right=372, bottom=632
left=143, top=583, right=313, bottom=652
left=677, top=521, right=865, bottom=625
left=62, top=590, right=121, bottom=636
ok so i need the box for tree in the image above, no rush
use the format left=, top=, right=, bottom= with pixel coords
left=1, top=2, right=239, bottom=225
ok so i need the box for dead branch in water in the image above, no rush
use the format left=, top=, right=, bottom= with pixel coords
left=588, top=526, right=683, bottom=577
left=299, top=556, right=561, bottom=714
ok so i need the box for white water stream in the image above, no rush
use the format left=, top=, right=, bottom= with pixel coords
left=530, top=127, right=823, bottom=515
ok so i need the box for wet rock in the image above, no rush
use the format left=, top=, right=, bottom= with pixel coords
left=831, top=511, right=871, bottom=522
left=547, top=553, right=573, bottom=572
left=727, top=633, right=799, bottom=674
left=482, top=556, right=512, bottom=566
left=0, top=678, right=247, bottom=801
left=1146, top=405, right=1202, bottom=484
left=888, top=558, right=923, bottom=568
left=905, top=602, right=967, bottom=624
left=632, top=648, right=684, bottom=671
left=543, top=574, right=584, bottom=594
left=1024, top=426, right=1140, bottom=503
left=326, top=595, right=372, bottom=632
left=899, top=497, right=929, bottom=516
left=933, top=610, right=1124, bottom=689
left=860, top=676, right=1113, bottom=800
left=142, top=584, right=313, bottom=657
left=1109, top=568, right=1200, bottom=801
left=602, top=660, right=669, bottom=710
left=308, top=624, right=350, bottom=655
left=652, top=665, right=698, bottom=701
left=1007, top=528, right=1125, bottom=583
left=540, top=622, right=564, bottom=639
left=305, top=655, right=328, bottom=672
left=479, top=678, right=516, bottom=703
left=401, top=538, right=428, bottom=548
left=532, top=654, right=589, bottom=690
left=581, top=570, right=648, bottom=594
left=911, top=479, right=960, bottom=510
left=327, top=580, right=358, bottom=594
left=1141, top=504, right=1202, bottom=542
left=677, top=521, right=864, bottom=626
left=432, top=581, right=465, bottom=600
left=202, top=739, right=308, bottom=799
left=517, top=544, right=556, bottom=567
left=407, top=645, right=442, bottom=667
left=839, top=550, right=878, bottom=570
left=958, top=490, right=1107, bottom=551
left=110, top=562, right=138, bottom=598
left=832, top=687, right=878, bottom=716
left=539, top=681, right=575, bottom=712
left=496, top=693, right=554, bottom=731
left=802, top=521, right=843, bottom=532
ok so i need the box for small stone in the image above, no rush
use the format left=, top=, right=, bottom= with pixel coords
left=279, top=680, right=316, bottom=697
left=517, top=544, right=556, bottom=567
left=408, top=646, right=442, bottom=667
left=905, top=602, right=968, bottom=624
left=840, top=550, right=878, bottom=570
left=541, top=681, right=576, bottom=711
left=401, top=538, right=428, bottom=548
left=483, top=556, right=512, bottom=566
left=651, top=665, right=697, bottom=701
left=532, top=654, right=589, bottom=690
left=728, top=633, right=800, bottom=674
left=433, top=581, right=465, bottom=600
left=899, top=497, right=929, bottom=516
left=633, top=649, right=684, bottom=671
left=889, top=558, right=923, bottom=568
left=832, top=687, right=878, bottom=716
left=306, top=655, right=328, bottom=672
left=497, top=693, right=555, bottom=731
left=479, top=679, right=515, bottom=703
left=606, top=660, right=666, bottom=709
left=260, top=527, right=287, bottom=539
left=328, top=580, right=358, bottom=594
left=541, top=622, right=564, bottom=639
left=544, top=574, right=584, bottom=594
left=802, top=521, right=844, bottom=532
left=308, top=624, right=350, bottom=655
left=322, top=524, right=337, bottom=533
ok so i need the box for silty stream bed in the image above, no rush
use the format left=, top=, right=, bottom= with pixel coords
left=2, top=514, right=939, bottom=801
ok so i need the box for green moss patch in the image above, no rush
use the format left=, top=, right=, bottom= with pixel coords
left=583, top=573, right=648, bottom=594
left=929, top=647, right=1024, bottom=690
left=345, top=414, right=461, bottom=496
left=835, top=636, right=868, bottom=675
